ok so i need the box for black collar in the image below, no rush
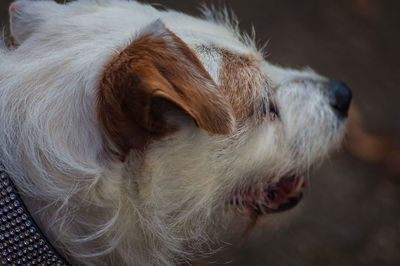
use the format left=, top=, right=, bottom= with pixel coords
left=0, top=169, right=69, bottom=265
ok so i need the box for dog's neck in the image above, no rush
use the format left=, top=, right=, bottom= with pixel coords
left=0, top=169, right=69, bottom=265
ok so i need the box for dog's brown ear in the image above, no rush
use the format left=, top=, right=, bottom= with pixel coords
left=98, top=22, right=234, bottom=158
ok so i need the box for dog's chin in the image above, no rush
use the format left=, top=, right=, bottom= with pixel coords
left=226, top=175, right=305, bottom=217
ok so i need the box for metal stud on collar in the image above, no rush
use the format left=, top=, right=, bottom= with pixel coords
left=0, top=170, right=68, bottom=265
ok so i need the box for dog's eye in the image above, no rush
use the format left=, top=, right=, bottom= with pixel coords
left=269, top=101, right=279, bottom=120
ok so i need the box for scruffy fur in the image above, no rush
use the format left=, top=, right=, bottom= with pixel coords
left=0, top=0, right=346, bottom=265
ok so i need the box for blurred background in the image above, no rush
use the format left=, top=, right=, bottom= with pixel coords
left=1, top=0, right=399, bottom=265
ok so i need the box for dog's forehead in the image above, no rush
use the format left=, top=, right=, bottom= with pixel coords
left=193, top=44, right=265, bottom=123
left=219, top=50, right=265, bottom=121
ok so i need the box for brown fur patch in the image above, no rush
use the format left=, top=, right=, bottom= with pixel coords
left=219, top=50, right=265, bottom=124
left=98, top=24, right=235, bottom=159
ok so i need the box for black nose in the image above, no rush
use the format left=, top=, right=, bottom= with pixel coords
left=327, top=80, right=352, bottom=117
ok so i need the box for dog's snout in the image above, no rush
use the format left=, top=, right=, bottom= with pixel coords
left=327, top=80, right=352, bottom=117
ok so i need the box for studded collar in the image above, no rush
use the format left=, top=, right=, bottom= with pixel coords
left=0, top=169, right=69, bottom=265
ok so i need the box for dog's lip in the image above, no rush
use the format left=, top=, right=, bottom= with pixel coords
left=226, top=175, right=305, bottom=215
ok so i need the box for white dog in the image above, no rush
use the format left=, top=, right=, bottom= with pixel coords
left=0, top=0, right=351, bottom=265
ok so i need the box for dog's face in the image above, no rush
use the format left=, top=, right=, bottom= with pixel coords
left=5, top=0, right=351, bottom=264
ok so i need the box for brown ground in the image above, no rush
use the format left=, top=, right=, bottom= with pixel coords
left=1, top=0, right=399, bottom=265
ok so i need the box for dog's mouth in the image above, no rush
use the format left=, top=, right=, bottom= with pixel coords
left=226, top=175, right=305, bottom=216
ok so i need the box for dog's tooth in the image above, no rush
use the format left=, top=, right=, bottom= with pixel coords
left=293, top=176, right=305, bottom=193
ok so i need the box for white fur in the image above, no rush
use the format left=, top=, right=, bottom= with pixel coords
left=0, top=0, right=346, bottom=265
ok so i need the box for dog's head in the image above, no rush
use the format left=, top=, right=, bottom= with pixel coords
left=7, top=0, right=351, bottom=263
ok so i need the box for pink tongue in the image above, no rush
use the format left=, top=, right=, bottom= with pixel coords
left=263, top=176, right=304, bottom=211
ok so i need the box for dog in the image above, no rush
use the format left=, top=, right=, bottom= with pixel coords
left=0, top=0, right=352, bottom=265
